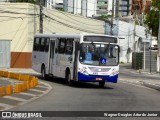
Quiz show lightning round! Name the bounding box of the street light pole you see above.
[150,29,152,73]
[110,0,114,35]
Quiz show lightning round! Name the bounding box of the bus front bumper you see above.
[78,72,118,83]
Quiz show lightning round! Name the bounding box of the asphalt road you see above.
[8,75,160,120]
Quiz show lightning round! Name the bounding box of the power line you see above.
[44,9,104,29]
[0,9,39,16]
[44,14,104,34]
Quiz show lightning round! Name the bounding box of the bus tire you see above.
[99,81,105,88]
[66,73,73,86]
[41,65,47,80]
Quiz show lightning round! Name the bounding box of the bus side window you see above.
[44,38,49,52]
[58,38,66,54]
[65,38,73,55]
[40,38,45,52]
[33,37,40,51]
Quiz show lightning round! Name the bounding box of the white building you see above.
[105,20,150,63]
[46,0,63,9]
[63,0,97,17]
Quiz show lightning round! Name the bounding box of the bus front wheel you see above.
[42,65,47,80]
[66,73,73,86]
[99,81,105,88]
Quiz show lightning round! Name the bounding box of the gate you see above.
[0,40,11,68]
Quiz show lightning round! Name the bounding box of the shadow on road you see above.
[37,76,114,90]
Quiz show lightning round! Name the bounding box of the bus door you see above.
[49,40,55,75]
[73,40,79,80]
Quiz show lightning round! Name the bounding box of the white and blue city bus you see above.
[32,33,120,87]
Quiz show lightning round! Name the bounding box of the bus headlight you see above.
[110,69,119,76]
[82,70,88,75]
[78,67,88,75]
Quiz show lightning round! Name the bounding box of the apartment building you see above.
[118,0,132,17]
[45,0,63,9]
[97,0,132,17]
[63,0,97,17]
[97,0,111,16]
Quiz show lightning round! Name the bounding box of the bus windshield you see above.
[79,43,119,66]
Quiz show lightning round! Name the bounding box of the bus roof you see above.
[34,33,118,39]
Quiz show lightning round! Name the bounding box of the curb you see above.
[142,82,160,91]
[0,71,39,96]
[119,79,160,91]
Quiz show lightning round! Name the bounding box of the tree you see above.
[144,0,160,37]
[93,15,111,23]
[16,0,35,4]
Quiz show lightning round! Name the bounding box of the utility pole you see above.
[133,12,136,52]
[115,0,119,44]
[157,12,160,72]
[73,0,75,14]
[39,0,43,33]
[128,27,130,49]
[110,0,114,35]
[86,0,88,17]
[34,0,36,34]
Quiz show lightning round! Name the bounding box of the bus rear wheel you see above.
[99,81,105,88]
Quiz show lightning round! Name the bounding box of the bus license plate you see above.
[96,78,102,81]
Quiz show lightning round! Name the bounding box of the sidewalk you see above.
[0,77,11,87]
[119,63,160,91]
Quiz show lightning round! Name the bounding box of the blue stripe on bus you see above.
[78,72,118,83]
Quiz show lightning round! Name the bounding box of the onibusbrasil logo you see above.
[2,112,42,119]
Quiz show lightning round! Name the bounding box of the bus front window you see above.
[79,43,119,66]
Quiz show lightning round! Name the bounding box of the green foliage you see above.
[58,8,64,12]
[95,15,111,23]
[144,0,160,37]
[16,0,35,4]
[120,61,124,64]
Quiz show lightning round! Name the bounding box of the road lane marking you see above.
[3,96,27,102]
[29,89,45,93]
[36,85,48,88]
[18,92,36,97]
[0,103,13,111]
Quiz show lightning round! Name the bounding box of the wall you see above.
[0,3,105,68]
